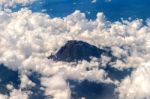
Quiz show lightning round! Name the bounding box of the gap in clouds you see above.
[0,64,20,95]
[27,72,50,99]
[69,80,117,99]
[0,64,48,99]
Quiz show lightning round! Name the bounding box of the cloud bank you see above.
[0,6,149,99]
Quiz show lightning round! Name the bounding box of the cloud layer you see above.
[0,6,149,99]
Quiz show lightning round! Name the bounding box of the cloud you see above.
[117,62,150,99]
[0,0,35,8]
[91,0,97,3]
[9,89,29,99]
[0,94,8,99]
[105,0,112,2]
[0,8,149,99]
[41,75,71,99]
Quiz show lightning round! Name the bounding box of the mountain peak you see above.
[48,40,107,62]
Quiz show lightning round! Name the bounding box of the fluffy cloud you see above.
[0,0,35,8]
[0,89,29,99]
[9,89,29,99]
[117,62,150,99]
[0,94,8,99]
[41,75,71,99]
[0,7,149,99]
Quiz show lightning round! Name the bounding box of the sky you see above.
[0,0,150,99]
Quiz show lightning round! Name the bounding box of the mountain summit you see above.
[48,40,108,62]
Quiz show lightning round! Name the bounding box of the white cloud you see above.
[117,62,150,99]
[20,74,35,88]
[0,94,8,99]
[0,0,35,8]
[91,0,97,3]
[9,89,29,99]
[41,75,71,99]
[0,8,149,99]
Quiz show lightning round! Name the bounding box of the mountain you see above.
[48,40,111,62]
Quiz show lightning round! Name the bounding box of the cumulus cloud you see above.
[0,7,149,99]
[9,89,29,99]
[0,89,29,99]
[0,0,35,8]
[20,74,35,88]
[117,62,150,99]
[0,94,8,99]
[41,75,71,99]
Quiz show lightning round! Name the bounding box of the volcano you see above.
[48,40,110,62]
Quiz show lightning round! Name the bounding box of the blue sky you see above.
[12,0,150,21]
